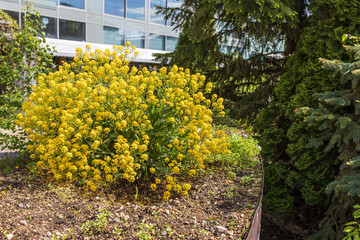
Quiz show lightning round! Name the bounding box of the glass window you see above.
[126,30,144,49]
[149,34,165,51]
[39,16,57,38]
[166,36,178,51]
[60,0,85,9]
[105,0,125,17]
[59,19,85,41]
[103,26,125,46]
[167,0,182,26]
[150,0,166,25]
[126,0,145,21]
[3,10,19,24]
[21,13,57,38]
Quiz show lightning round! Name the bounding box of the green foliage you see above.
[81,208,110,234]
[342,205,360,240]
[137,222,156,240]
[154,0,307,122]
[0,153,31,174]
[253,0,360,236]
[296,35,360,239]
[212,126,260,171]
[0,2,54,152]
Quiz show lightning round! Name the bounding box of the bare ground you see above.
[0,160,262,240]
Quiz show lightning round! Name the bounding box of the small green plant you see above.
[113,227,123,238]
[211,127,260,173]
[61,228,73,240]
[342,204,360,240]
[227,219,236,231]
[137,222,155,240]
[81,208,110,234]
[198,228,209,235]
[226,186,234,198]
[240,174,255,186]
[134,186,139,201]
[165,225,175,237]
[151,210,159,218]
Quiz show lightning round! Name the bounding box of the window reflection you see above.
[126,30,145,49]
[21,13,57,38]
[105,0,125,17]
[59,19,85,41]
[39,16,57,38]
[104,26,125,46]
[127,0,145,21]
[166,36,178,51]
[167,0,182,26]
[149,33,165,50]
[60,0,85,9]
[150,0,166,25]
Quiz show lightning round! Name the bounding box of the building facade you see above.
[0,0,181,61]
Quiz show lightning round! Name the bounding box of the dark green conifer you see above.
[298,35,360,238]
[253,0,360,238]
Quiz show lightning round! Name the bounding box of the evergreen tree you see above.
[253,0,360,238]
[298,35,360,239]
[154,0,308,121]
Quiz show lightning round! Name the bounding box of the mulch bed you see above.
[0,160,262,240]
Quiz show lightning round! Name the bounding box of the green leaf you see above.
[343,226,355,233]
[345,221,357,225]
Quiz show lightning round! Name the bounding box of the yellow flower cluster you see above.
[16,43,230,199]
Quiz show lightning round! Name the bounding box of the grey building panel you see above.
[35,8,57,18]
[1,0,18,3]
[87,0,102,14]
[166,27,179,37]
[30,0,58,10]
[103,15,125,28]
[148,24,166,35]
[59,8,86,21]
[87,23,102,44]
[87,13,102,24]
[0,1,19,11]
[125,20,146,32]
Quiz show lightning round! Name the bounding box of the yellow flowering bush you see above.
[16,42,230,199]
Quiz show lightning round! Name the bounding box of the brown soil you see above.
[0,160,262,240]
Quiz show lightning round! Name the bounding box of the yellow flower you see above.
[149,167,155,174]
[182,183,191,191]
[106,174,113,182]
[150,184,157,191]
[172,167,180,174]
[163,191,171,201]
[189,169,196,177]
